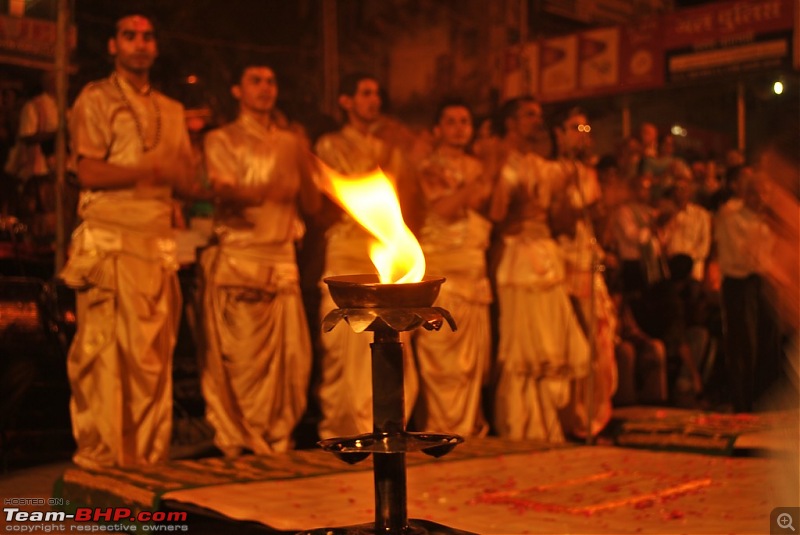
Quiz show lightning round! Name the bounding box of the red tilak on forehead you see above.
[119,15,153,31]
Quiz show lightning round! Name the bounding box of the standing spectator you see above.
[4,72,58,238]
[639,122,658,160]
[200,61,320,456]
[60,11,197,468]
[695,159,726,212]
[725,148,745,170]
[471,115,499,162]
[0,87,23,160]
[593,155,629,255]
[638,122,661,191]
[0,86,23,215]
[617,136,643,182]
[715,174,779,412]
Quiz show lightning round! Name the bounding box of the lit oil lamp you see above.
[309,164,466,534]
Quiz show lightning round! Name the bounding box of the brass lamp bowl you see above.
[324,274,445,309]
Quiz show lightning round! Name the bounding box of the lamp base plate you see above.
[298,518,478,535]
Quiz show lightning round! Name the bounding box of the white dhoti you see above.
[557,225,619,438]
[316,224,418,439]
[200,239,311,455]
[61,191,180,468]
[494,235,589,442]
[414,212,492,437]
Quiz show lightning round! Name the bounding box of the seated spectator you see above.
[612,290,668,406]
[631,254,707,405]
[670,254,714,404]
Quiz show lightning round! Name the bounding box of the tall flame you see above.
[318,161,425,284]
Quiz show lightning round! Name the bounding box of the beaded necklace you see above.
[112,73,161,152]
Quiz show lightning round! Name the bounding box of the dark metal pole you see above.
[371,329,408,533]
[736,80,745,153]
[54,0,69,273]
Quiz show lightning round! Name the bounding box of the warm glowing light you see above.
[186,74,199,84]
[578,124,591,133]
[8,0,23,16]
[670,125,687,137]
[319,162,425,284]
[773,81,784,95]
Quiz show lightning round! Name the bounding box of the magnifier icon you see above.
[778,512,796,531]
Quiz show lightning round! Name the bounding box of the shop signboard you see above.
[538,23,664,102]
[0,5,76,70]
[502,42,540,100]
[539,34,579,101]
[663,0,795,81]
[579,27,620,90]
[619,16,665,91]
[505,0,796,102]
